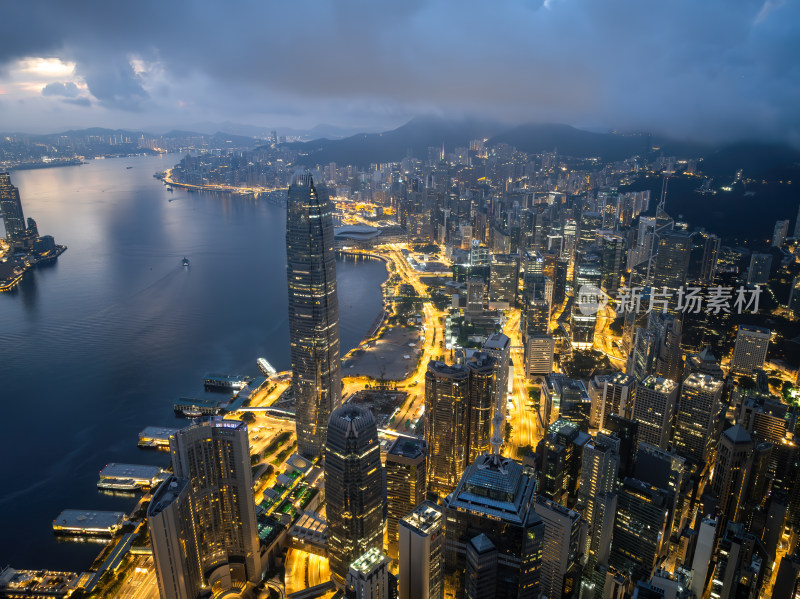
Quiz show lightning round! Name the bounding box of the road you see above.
[117,556,159,599]
[285,549,331,594]
[502,310,543,455]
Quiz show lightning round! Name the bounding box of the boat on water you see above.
[182,257,190,267]
[126,166,133,170]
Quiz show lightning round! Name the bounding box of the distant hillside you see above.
[289,116,504,168]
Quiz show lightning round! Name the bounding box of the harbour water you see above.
[0,154,388,569]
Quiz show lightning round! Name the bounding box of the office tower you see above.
[538,419,590,506]
[425,361,469,499]
[534,496,584,599]
[521,274,554,377]
[687,231,721,285]
[597,187,619,229]
[730,325,770,375]
[465,534,497,599]
[386,438,426,559]
[578,211,602,253]
[627,327,657,381]
[563,218,578,258]
[525,335,555,377]
[443,454,544,599]
[588,372,636,428]
[650,312,683,383]
[609,478,672,582]
[286,169,341,458]
[632,376,678,449]
[652,231,691,292]
[674,374,724,466]
[465,352,498,461]
[325,405,383,587]
[579,433,619,530]
[346,548,392,599]
[482,333,510,411]
[690,517,717,598]
[709,522,763,599]
[712,425,755,525]
[488,254,519,308]
[147,477,202,599]
[0,173,25,241]
[540,375,592,430]
[585,492,617,575]
[773,219,790,247]
[168,419,261,591]
[398,502,444,599]
[603,414,639,478]
[571,253,602,349]
[795,204,800,239]
[465,277,485,318]
[600,233,626,296]
[746,252,772,286]
[633,443,686,537]
[425,357,497,498]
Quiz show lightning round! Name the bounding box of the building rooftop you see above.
[138,426,179,440]
[349,547,389,575]
[53,510,125,531]
[723,424,753,445]
[387,437,425,460]
[400,501,443,535]
[148,477,190,517]
[99,463,163,481]
[640,376,678,395]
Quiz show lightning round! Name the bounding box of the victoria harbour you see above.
[0,154,388,570]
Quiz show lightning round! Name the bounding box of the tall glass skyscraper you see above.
[324,404,384,587]
[286,170,341,458]
[0,172,26,240]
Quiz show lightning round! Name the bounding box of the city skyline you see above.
[0,1,798,145]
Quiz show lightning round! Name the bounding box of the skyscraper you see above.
[424,357,497,499]
[147,477,203,599]
[730,325,770,376]
[773,219,790,247]
[711,425,754,525]
[587,372,636,428]
[386,437,426,559]
[631,376,678,449]
[443,454,543,599]
[325,405,383,587]
[286,169,341,458]
[398,501,444,599]
[346,548,393,599]
[166,419,261,592]
[673,373,723,466]
[533,496,584,599]
[609,478,672,583]
[652,231,691,293]
[0,172,25,241]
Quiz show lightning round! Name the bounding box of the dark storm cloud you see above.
[41,81,78,97]
[0,0,797,142]
[62,97,91,107]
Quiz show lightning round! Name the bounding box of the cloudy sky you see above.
[0,0,797,142]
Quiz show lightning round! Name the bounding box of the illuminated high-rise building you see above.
[587,372,636,428]
[730,325,770,376]
[286,169,341,458]
[443,454,544,599]
[386,437,426,559]
[0,172,25,241]
[165,419,261,593]
[652,231,691,293]
[578,433,619,567]
[608,478,672,583]
[711,425,754,525]
[488,253,519,308]
[631,376,678,450]
[325,405,384,587]
[424,356,498,499]
[673,373,724,466]
[147,477,202,599]
[398,501,444,599]
[533,496,584,599]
